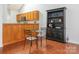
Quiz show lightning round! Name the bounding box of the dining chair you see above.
[24,29,38,53]
[37,27,47,48]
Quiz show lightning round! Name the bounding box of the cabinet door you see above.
[3,24,12,46]
[33,11,39,20]
[26,13,28,20]
[30,12,34,20]
[10,25,17,44]
[16,14,21,21]
[10,24,24,44]
[17,24,24,41]
[26,12,31,20]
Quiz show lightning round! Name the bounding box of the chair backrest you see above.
[24,29,38,37]
[38,27,46,38]
[32,31,38,37]
[41,27,46,35]
[24,30,32,37]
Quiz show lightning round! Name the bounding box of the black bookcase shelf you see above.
[46,7,66,43]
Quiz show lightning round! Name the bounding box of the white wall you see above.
[3,4,19,23]
[0,5,3,47]
[20,4,79,44]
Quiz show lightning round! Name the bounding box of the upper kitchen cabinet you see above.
[33,11,39,20]
[16,10,39,21]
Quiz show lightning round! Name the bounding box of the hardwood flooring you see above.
[0,39,79,54]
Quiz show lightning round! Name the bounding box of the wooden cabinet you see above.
[33,11,39,20]
[10,25,24,44]
[3,24,39,46]
[30,11,34,20]
[16,10,39,21]
[3,24,11,46]
[46,7,66,43]
[3,24,23,46]
[16,14,22,21]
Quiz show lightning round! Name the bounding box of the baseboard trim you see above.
[66,41,79,45]
[3,40,25,47]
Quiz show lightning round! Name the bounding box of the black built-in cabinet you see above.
[46,7,66,43]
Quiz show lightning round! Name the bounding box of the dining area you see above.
[3,10,47,53]
[1,4,79,54]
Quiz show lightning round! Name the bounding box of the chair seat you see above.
[37,34,45,37]
[26,36,37,40]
